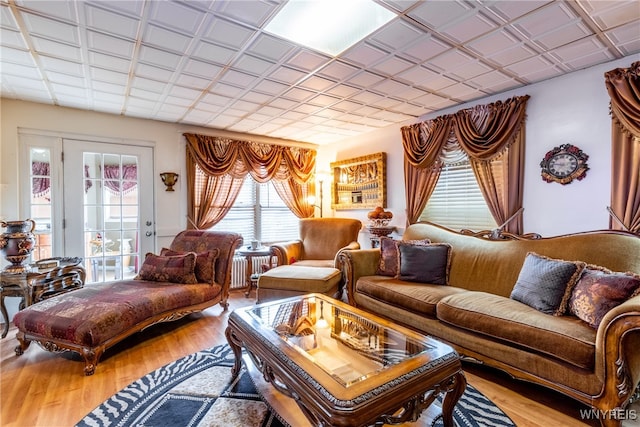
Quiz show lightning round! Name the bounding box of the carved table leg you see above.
[0,292,9,339]
[441,371,467,427]
[225,326,243,380]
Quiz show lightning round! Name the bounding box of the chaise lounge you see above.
[13,230,242,375]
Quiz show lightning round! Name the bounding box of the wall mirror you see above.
[330,152,386,210]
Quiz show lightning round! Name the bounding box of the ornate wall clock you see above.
[540,143,589,185]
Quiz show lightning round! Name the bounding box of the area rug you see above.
[77,344,515,427]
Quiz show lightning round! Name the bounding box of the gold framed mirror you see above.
[330,152,386,210]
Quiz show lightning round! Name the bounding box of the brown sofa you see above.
[340,222,640,426]
[13,230,242,375]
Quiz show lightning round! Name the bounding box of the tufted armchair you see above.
[269,218,362,269]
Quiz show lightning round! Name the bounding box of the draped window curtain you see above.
[604,61,640,234]
[32,162,94,195]
[184,133,316,230]
[401,95,529,234]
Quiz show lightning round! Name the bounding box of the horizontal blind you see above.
[260,182,299,244]
[420,162,497,232]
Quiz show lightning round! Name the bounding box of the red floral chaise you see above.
[13,230,242,375]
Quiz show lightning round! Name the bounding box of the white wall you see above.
[319,55,638,238]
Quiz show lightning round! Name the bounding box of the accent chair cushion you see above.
[136,252,198,284]
[160,247,220,284]
[397,242,452,285]
[510,252,585,315]
[376,236,431,277]
[569,265,640,328]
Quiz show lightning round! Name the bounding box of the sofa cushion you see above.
[510,252,585,315]
[356,275,466,317]
[437,291,596,370]
[161,247,220,284]
[398,242,451,285]
[569,265,640,328]
[376,237,430,277]
[258,265,341,293]
[136,252,198,284]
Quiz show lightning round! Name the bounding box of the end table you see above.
[236,247,274,297]
[0,257,85,338]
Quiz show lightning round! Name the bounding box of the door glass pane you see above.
[84,152,140,283]
[29,148,53,261]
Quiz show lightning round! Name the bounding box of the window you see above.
[420,160,497,232]
[212,176,300,244]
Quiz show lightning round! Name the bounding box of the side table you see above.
[236,247,274,297]
[0,257,85,338]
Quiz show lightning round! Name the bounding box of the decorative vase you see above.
[0,219,36,273]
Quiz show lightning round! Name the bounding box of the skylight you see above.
[265,0,396,56]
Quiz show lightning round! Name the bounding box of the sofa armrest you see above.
[594,294,640,412]
[269,240,303,265]
[338,248,381,306]
[333,241,361,269]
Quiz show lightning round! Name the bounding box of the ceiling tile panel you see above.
[1,4,19,30]
[408,0,474,29]
[512,2,578,39]
[142,24,194,53]
[401,36,451,63]
[86,31,135,57]
[341,43,389,68]
[129,87,162,102]
[88,51,131,73]
[578,0,640,30]
[201,17,255,49]
[1,45,37,65]
[40,56,83,75]
[246,34,296,62]
[605,22,640,54]
[286,50,331,73]
[427,49,475,73]
[47,71,86,87]
[268,66,307,85]
[1,28,28,49]
[91,81,126,95]
[232,54,276,76]
[488,43,539,67]
[1,61,41,79]
[533,21,593,50]
[21,13,79,44]
[298,75,336,92]
[252,79,289,96]
[215,0,277,27]
[135,63,174,81]
[347,71,386,89]
[486,1,553,22]
[90,67,129,85]
[148,1,207,34]
[84,4,140,39]
[369,19,424,51]
[191,40,236,65]
[182,58,222,79]
[31,37,82,61]
[439,11,499,44]
[467,28,524,57]
[371,55,414,76]
[138,45,182,70]
[548,36,608,64]
[448,61,493,80]
[325,84,360,98]
[219,69,259,87]
[176,73,213,90]
[167,84,201,101]
[16,0,78,21]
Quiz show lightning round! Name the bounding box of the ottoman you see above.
[257,265,342,303]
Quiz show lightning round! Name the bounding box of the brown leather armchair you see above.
[269,218,362,268]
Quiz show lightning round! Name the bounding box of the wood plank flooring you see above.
[0,290,612,426]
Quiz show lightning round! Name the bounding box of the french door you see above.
[62,139,154,283]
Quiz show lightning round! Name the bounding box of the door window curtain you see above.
[402,95,529,234]
[604,61,640,233]
[184,133,316,230]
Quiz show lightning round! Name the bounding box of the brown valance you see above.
[401,95,529,233]
[183,133,316,229]
[184,133,315,183]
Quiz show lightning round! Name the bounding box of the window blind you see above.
[420,162,497,232]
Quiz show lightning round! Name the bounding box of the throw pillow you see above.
[397,242,452,285]
[510,252,585,315]
[136,252,198,284]
[160,247,220,284]
[377,236,431,277]
[569,265,640,328]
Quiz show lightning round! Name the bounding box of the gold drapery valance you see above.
[604,61,640,233]
[401,95,529,233]
[184,133,316,229]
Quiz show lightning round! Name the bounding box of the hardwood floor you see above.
[0,290,619,427]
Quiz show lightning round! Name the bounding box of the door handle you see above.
[146,221,152,226]
[145,231,152,237]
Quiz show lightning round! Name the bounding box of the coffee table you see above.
[225,293,466,427]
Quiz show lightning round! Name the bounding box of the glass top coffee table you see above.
[226,293,465,427]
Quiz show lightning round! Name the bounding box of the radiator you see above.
[230,255,273,289]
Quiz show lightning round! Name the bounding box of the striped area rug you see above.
[77,344,514,427]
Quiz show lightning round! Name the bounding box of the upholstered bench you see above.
[257,265,342,303]
[13,230,242,375]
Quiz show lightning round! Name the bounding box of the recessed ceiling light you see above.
[265,0,396,56]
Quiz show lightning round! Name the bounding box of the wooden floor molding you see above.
[0,290,613,426]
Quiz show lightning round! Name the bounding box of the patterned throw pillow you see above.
[136,252,198,284]
[376,236,431,277]
[397,242,452,285]
[569,265,640,328]
[510,252,585,315]
[160,248,220,284]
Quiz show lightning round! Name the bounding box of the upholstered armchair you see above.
[269,218,362,269]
